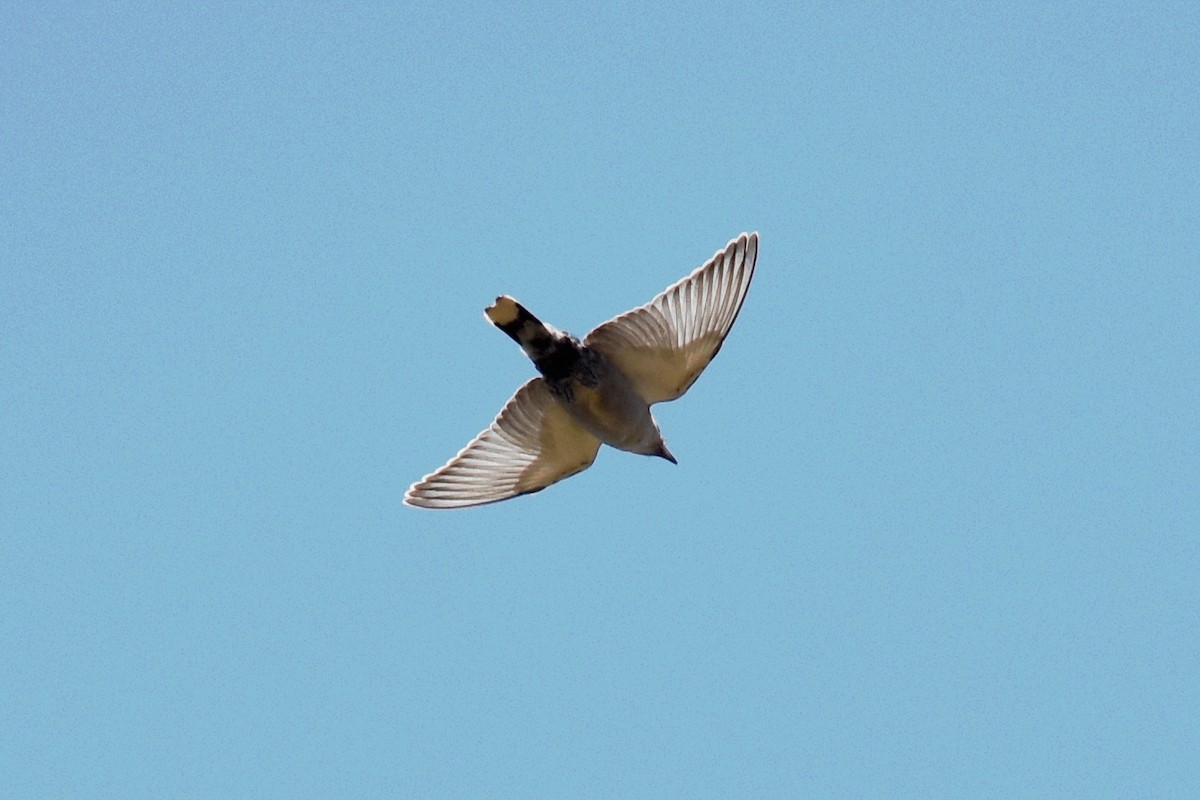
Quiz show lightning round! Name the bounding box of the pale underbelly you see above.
[561,381,656,452]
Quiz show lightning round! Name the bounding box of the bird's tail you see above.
[485,296,555,358]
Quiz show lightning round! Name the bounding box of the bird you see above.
[404,232,758,509]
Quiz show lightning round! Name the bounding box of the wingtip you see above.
[402,486,426,509]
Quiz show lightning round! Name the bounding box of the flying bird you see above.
[404,232,758,509]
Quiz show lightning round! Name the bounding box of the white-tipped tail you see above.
[484,295,520,326]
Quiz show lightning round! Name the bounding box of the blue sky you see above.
[3,2,1197,797]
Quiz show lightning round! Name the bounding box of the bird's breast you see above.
[550,359,659,453]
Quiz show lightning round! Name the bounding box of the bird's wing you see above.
[405,378,601,509]
[584,232,757,404]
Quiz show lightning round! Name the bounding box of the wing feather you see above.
[584,232,757,403]
[405,378,601,509]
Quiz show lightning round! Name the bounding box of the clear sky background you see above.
[3,2,1198,797]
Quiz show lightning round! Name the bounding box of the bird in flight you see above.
[405,232,758,509]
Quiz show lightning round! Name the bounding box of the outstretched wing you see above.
[405,378,601,509]
[584,232,757,404]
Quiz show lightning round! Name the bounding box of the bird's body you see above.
[485,295,673,460]
[555,362,668,459]
[405,232,758,509]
